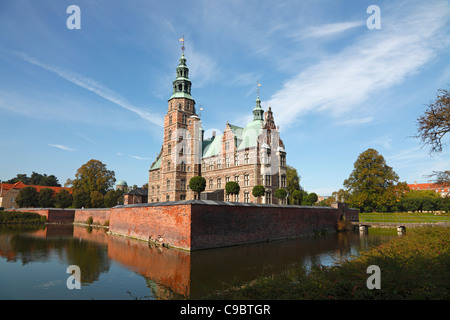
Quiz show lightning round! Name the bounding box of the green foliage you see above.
[86,216,94,225]
[0,211,46,224]
[103,189,124,208]
[5,172,61,186]
[344,148,400,212]
[90,191,104,208]
[291,190,303,205]
[54,189,73,209]
[252,185,265,198]
[225,181,240,195]
[38,188,55,208]
[274,188,287,199]
[189,176,206,198]
[303,192,318,205]
[15,186,39,208]
[72,189,91,208]
[70,159,116,195]
[286,165,301,204]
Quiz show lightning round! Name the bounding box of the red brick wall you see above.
[74,209,110,225]
[11,208,74,223]
[108,203,349,251]
[109,205,192,250]
[190,204,341,250]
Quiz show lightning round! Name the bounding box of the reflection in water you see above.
[0,225,395,300]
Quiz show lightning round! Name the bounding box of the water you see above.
[0,224,396,300]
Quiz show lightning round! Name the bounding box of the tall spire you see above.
[169,37,193,101]
[253,81,264,121]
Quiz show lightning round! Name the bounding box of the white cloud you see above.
[267,2,450,128]
[306,21,365,38]
[14,52,164,127]
[48,144,75,152]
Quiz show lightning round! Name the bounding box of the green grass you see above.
[0,211,46,224]
[359,212,450,224]
[205,227,450,300]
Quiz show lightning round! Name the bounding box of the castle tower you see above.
[150,47,202,202]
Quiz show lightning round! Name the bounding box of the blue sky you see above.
[1,0,449,195]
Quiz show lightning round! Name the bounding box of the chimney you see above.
[212,131,216,138]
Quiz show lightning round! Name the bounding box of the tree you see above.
[71,159,116,196]
[344,148,399,212]
[189,176,206,199]
[286,165,301,204]
[252,185,265,203]
[274,188,287,203]
[38,188,55,208]
[54,189,73,209]
[72,189,91,208]
[291,190,303,205]
[15,186,39,208]
[104,189,124,208]
[303,192,318,205]
[416,87,450,154]
[90,191,104,208]
[225,181,240,201]
[6,172,61,186]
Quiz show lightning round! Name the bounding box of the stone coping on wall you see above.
[113,200,338,210]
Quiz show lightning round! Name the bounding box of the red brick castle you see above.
[148,49,287,204]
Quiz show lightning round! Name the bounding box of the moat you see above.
[0,224,396,299]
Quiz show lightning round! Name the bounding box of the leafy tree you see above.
[15,186,39,208]
[303,192,318,205]
[344,148,399,212]
[286,165,301,204]
[189,176,206,199]
[54,189,73,209]
[291,190,303,205]
[274,188,287,203]
[90,191,104,208]
[252,185,265,203]
[38,188,55,208]
[73,189,91,208]
[6,172,61,186]
[70,159,116,196]
[104,189,124,208]
[225,181,240,200]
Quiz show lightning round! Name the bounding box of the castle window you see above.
[235,175,239,185]
[225,176,230,183]
[234,154,239,166]
[167,179,171,190]
[265,175,271,186]
[166,195,170,201]
[244,174,249,186]
[168,129,172,140]
[244,192,250,203]
[180,161,186,171]
[167,144,171,154]
[180,179,186,190]
[226,156,231,168]
[169,115,172,125]
[225,193,230,202]
[217,158,222,169]
[182,114,187,124]
[217,178,222,189]
[157,185,160,194]
[225,141,230,150]
[209,179,213,190]
[265,191,272,204]
[167,161,171,171]
[280,154,286,167]
[244,152,249,164]
[152,186,155,195]
[180,194,186,200]
[235,194,239,202]
[281,174,286,187]
[209,160,214,170]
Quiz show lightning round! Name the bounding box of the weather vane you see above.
[179,35,185,54]
[257,80,261,97]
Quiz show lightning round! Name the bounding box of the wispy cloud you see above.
[306,21,365,38]
[267,2,450,128]
[14,52,164,127]
[48,144,75,152]
[131,155,150,160]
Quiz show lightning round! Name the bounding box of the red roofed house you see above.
[0,181,72,209]
[407,181,450,197]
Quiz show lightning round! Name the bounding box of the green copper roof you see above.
[169,91,194,100]
[150,154,161,170]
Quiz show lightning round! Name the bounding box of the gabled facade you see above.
[148,52,287,204]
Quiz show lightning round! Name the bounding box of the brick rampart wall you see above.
[74,208,110,225]
[10,208,75,223]
[109,201,356,250]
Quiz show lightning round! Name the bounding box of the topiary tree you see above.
[189,176,206,199]
[274,188,287,204]
[291,190,303,205]
[225,181,240,201]
[252,185,265,203]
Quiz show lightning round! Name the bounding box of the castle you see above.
[148,49,287,204]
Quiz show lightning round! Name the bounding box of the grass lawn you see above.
[359,212,450,223]
[205,227,450,300]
